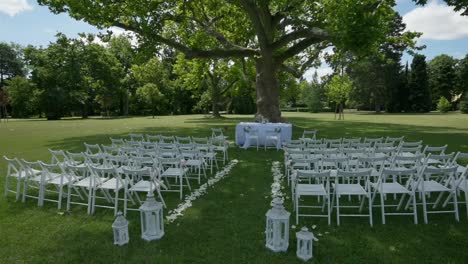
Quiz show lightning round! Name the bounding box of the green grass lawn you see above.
[0,112,467,263]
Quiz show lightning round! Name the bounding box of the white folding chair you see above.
[49,149,69,166]
[146,134,160,143]
[21,160,45,205]
[264,128,281,151]
[333,169,373,226]
[122,167,166,215]
[450,152,468,218]
[180,149,206,184]
[159,135,175,143]
[371,167,418,224]
[159,157,191,199]
[4,156,39,201]
[364,137,383,147]
[175,136,192,144]
[243,127,259,151]
[413,165,459,224]
[211,128,227,141]
[301,130,318,140]
[89,166,129,215]
[37,162,83,210]
[293,170,332,225]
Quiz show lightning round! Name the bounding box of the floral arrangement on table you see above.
[244,126,252,133]
[274,127,282,133]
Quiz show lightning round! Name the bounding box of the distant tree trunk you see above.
[211,79,221,118]
[255,56,281,122]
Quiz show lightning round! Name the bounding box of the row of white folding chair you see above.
[298,136,405,147]
[292,169,373,226]
[18,155,169,215]
[293,163,464,226]
[112,135,213,146]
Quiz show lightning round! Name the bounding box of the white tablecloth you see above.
[235,122,292,149]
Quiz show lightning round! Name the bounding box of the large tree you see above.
[428,54,457,108]
[408,54,431,112]
[39,0,420,122]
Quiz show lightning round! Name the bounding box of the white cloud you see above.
[304,65,333,82]
[0,0,33,16]
[403,0,468,40]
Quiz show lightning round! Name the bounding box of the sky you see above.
[1,0,468,80]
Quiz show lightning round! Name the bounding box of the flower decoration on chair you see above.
[274,127,282,133]
[244,126,252,133]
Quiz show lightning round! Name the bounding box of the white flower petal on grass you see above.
[165,160,239,224]
[312,225,316,229]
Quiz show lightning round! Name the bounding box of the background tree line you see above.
[1,33,467,119]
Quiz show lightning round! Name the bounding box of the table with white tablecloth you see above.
[235,122,292,149]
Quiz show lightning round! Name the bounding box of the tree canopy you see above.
[38,0,421,122]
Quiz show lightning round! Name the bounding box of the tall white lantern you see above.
[139,192,164,241]
[265,198,290,252]
[296,227,314,261]
[112,211,129,246]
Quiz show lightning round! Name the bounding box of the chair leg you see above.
[421,191,428,224]
[412,192,418,224]
[453,190,459,222]
[380,192,386,225]
[114,189,119,216]
[57,185,64,210]
[295,194,299,224]
[336,194,341,226]
[4,177,9,198]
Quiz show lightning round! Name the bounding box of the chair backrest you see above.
[84,152,107,166]
[110,138,125,147]
[180,149,201,160]
[425,153,455,166]
[106,154,129,167]
[125,139,142,147]
[4,156,24,176]
[122,166,153,183]
[422,144,447,155]
[39,162,65,181]
[49,149,68,164]
[159,135,175,143]
[192,137,209,144]
[323,138,342,146]
[84,143,102,154]
[176,136,192,144]
[158,157,183,168]
[352,142,373,149]
[129,133,144,142]
[65,151,87,165]
[21,159,42,177]
[452,152,468,167]
[398,146,422,154]
[392,154,423,168]
[400,140,422,148]
[364,137,383,145]
[141,142,157,149]
[358,156,387,169]
[336,169,372,184]
[101,145,120,155]
[301,130,318,140]
[146,134,160,143]
[375,142,394,149]
[342,138,361,144]
[211,128,225,141]
[321,156,349,170]
[385,136,404,144]
[90,165,120,185]
[419,165,458,185]
[178,143,194,151]
[294,170,330,183]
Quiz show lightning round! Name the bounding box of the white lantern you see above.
[265,198,290,252]
[296,227,314,261]
[139,191,164,241]
[112,211,129,246]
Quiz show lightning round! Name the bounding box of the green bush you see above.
[437,97,451,113]
[461,94,468,114]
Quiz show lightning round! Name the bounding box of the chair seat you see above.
[417,180,450,192]
[12,168,42,179]
[99,178,127,190]
[48,175,73,185]
[161,168,188,177]
[186,160,203,166]
[334,183,368,195]
[296,184,327,196]
[371,182,410,194]
[128,180,164,192]
[292,163,309,168]
[74,177,108,188]
[457,165,466,174]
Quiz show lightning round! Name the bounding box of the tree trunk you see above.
[255,57,281,122]
[212,79,221,118]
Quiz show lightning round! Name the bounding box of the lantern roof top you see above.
[139,192,163,211]
[112,212,128,228]
[296,227,314,240]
